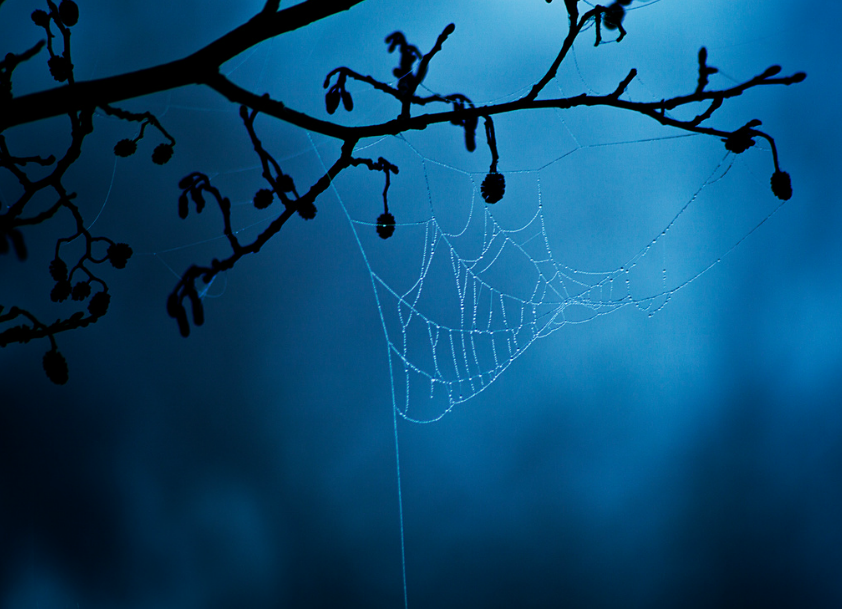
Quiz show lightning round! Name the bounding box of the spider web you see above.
[103,34,787,426]
[307,106,786,606]
[317,121,783,426]
[76,1,786,489]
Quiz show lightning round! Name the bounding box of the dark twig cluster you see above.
[164,107,362,337]
[1,0,805,383]
[32,0,78,84]
[100,104,176,164]
[1,1,176,383]
[0,101,116,385]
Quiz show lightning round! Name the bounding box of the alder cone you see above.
[376,212,395,239]
[31,9,49,26]
[724,134,754,154]
[107,242,133,269]
[59,0,79,27]
[88,292,110,317]
[50,280,72,302]
[481,172,505,204]
[71,282,91,301]
[114,139,137,157]
[152,143,174,165]
[253,188,273,209]
[48,56,71,82]
[43,349,69,385]
[49,258,68,282]
[771,170,792,201]
[297,200,317,220]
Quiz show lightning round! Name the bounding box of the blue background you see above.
[2,1,841,607]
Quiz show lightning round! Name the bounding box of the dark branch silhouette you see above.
[0,0,805,382]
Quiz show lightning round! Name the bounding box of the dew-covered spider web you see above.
[304,104,788,605]
[84,1,784,423]
[111,28,788,437]
[315,120,785,426]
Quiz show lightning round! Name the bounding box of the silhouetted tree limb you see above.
[0,0,805,383]
[0,0,367,130]
[206,64,805,147]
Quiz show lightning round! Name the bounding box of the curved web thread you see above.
[324,118,784,425]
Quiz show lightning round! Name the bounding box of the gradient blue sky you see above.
[2,1,841,608]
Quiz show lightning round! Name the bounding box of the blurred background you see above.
[2,1,840,607]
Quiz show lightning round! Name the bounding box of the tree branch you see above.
[204,66,805,145]
[0,0,367,131]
